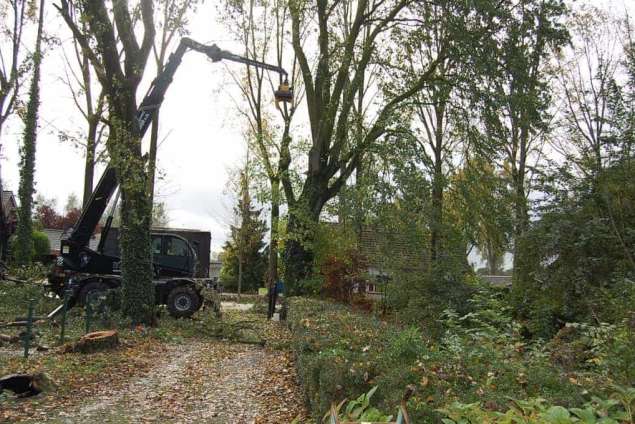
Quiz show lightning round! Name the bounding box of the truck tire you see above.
[166,286,201,318]
[78,281,108,306]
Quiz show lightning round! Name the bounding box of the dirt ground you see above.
[44,340,307,423]
[1,305,308,424]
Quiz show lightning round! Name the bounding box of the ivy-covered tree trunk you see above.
[15,0,45,266]
[110,109,154,323]
[283,183,326,291]
[57,0,156,324]
[429,114,446,266]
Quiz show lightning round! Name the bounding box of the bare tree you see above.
[555,5,622,178]
[59,4,108,207]
[147,0,199,202]
[0,0,28,142]
[220,0,303,299]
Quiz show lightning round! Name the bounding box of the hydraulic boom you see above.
[61,38,290,272]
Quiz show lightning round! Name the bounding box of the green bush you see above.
[32,230,50,258]
[515,161,635,337]
[288,293,627,422]
[8,230,50,263]
[322,385,635,423]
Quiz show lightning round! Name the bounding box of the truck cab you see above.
[103,233,198,278]
[152,233,198,277]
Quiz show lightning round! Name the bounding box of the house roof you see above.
[2,191,16,209]
[150,226,211,235]
[2,191,17,219]
[43,228,100,254]
[358,225,427,271]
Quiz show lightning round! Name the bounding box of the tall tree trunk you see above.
[147,109,159,203]
[511,163,529,279]
[78,48,102,208]
[283,183,325,292]
[83,116,98,207]
[510,151,530,311]
[237,254,243,300]
[267,178,280,318]
[110,96,154,324]
[268,178,280,286]
[486,240,499,275]
[58,0,156,324]
[15,0,45,265]
[430,160,444,265]
[353,161,365,244]
[429,102,446,267]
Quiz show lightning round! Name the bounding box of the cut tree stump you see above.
[0,373,56,397]
[62,330,119,353]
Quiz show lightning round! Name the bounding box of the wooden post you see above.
[23,299,34,359]
[85,296,92,334]
[59,289,71,344]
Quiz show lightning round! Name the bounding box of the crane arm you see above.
[65,38,289,252]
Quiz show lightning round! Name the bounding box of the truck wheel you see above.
[79,281,108,306]
[166,286,201,318]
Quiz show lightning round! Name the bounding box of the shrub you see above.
[8,230,50,263]
[288,295,624,422]
[32,230,50,259]
[320,250,366,303]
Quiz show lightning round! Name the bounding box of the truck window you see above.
[166,237,188,256]
[152,236,162,255]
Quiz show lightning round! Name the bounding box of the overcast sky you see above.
[0,0,633,256]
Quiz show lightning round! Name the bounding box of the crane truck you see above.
[47,38,292,318]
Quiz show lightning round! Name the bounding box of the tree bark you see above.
[237,255,243,300]
[511,156,529,282]
[267,178,280,288]
[283,0,445,290]
[147,109,159,202]
[283,181,326,291]
[109,95,154,324]
[83,115,98,207]
[58,0,156,324]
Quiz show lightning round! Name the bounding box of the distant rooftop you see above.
[110,226,211,235]
[2,190,16,212]
[43,228,100,254]
[151,226,211,234]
